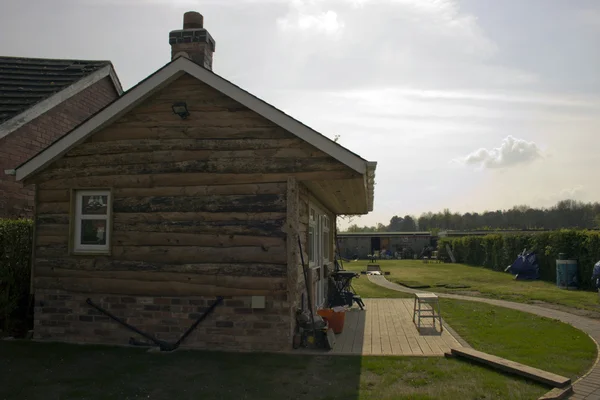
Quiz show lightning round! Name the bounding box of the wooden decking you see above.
[329,298,463,356]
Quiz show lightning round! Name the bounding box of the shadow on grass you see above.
[0,340,363,400]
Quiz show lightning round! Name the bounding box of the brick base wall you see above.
[34,289,292,352]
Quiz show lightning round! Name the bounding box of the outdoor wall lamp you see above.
[172,102,190,119]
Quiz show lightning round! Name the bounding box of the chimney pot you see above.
[183,11,203,29]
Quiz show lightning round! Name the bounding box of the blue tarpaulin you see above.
[591,261,600,289]
[507,251,540,280]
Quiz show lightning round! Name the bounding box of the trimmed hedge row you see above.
[438,230,600,290]
[0,219,33,334]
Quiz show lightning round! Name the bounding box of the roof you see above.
[0,56,123,140]
[11,56,376,212]
[338,232,432,237]
[438,230,550,237]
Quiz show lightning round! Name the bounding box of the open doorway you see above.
[370,236,380,254]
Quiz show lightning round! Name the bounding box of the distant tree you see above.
[340,199,600,233]
[388,215,403,231]
[400,215,417,232]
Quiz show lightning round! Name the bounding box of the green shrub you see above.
[0,219,33,334]
[438,230,600,290]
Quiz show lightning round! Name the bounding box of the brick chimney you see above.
[169,12,216,70]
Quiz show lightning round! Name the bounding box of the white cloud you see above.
[560,185,585,199]
[277,0,345,35]
[461,136,542,169]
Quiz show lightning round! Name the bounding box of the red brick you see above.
[0,77,118,218]
[34,290,293,352]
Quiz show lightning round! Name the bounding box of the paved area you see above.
[330,298,463,356]
[369,275,600,400]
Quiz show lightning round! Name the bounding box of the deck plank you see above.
[371,300,383,355]
[352,309,366,354]
[451,347,571,388]
[309,298,466,357]
[339,310,358,354]
[362,299,373,355]
[380,299,393,355]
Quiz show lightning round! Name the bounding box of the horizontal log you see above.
[36,245,287,264]
[66,138,304,157]
[113,219,285,237]
[36,235,66,246]
[113,211,287,223]
[37,202,70,214]
[137,102,252,114]
[114,108,274,126]
[37,157,345,181]
[36,212,287,237]
[35,258,287,277]
[90,125,295,142]
[36,171,359,189]
[152,87,242,103]
[36,184,286,204]
[59,148,320,168]
[36,215,69,226]
[36,267,286,290]
[114,183,286,198]
[34,276,283,296]
[113,194,286,214]
[37,189,70,203]
[112,117,276,130]
[111,232,285,247]
[110,245,287,265]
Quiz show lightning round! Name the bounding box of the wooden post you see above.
[285,177,299,339]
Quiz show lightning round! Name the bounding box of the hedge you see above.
[438,230,600,290]
[0,219,33,334]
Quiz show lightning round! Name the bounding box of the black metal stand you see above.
[86,296,223,351]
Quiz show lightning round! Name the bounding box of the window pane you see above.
[81,195,108,215]
[308,226,315,263]
[80,219,107,245]
[323,231,329,259]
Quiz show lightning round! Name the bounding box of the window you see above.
[307,206,332,308]
[322,215,330,261]
[308,208,316,265]
[72,190,111,254]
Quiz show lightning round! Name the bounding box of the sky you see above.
[1,0,599,229]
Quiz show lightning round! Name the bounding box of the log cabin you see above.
[8,11,377,352]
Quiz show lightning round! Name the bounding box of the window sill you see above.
[71,250,111,256]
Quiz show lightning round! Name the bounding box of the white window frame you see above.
[72,189,112,254]
[308,205,332,309]
[308,208,316,266]
[322,215,330,263]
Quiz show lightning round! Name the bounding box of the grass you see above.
[346,259,600,312]
[344,262,597,380]
[0,260,595,399]
[0,341,552,400]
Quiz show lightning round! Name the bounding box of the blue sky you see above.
[1,0,599,228]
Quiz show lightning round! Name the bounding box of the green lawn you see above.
[346,259,600,312]
[0,341,552,400]
[346,264,597,380]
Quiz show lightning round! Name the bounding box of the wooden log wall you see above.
[30,74,355,298]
